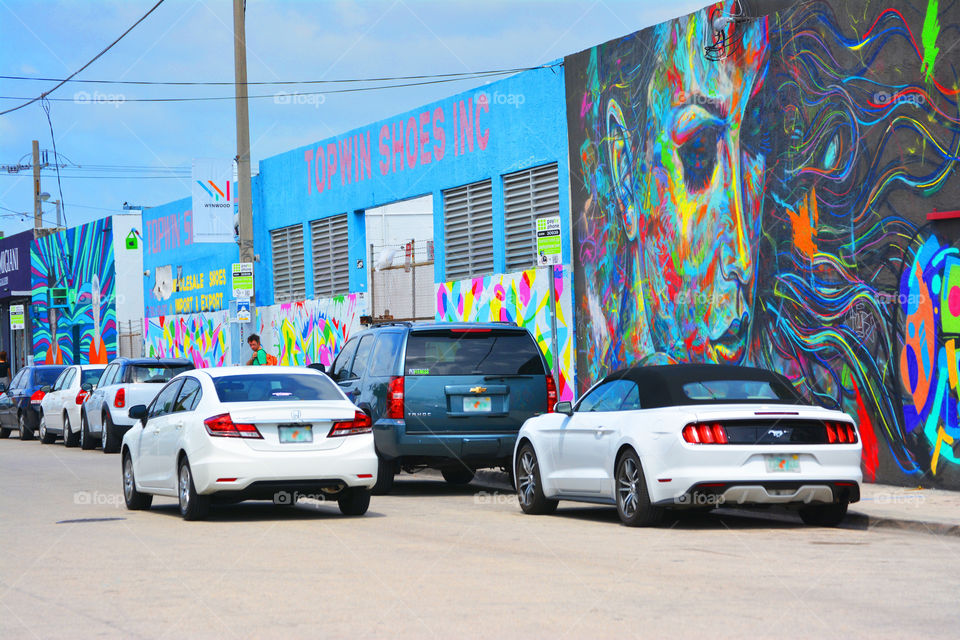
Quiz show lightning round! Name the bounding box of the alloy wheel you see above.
[179,465,191,512]
[618,458,640,519]
[517,450,537,507]
[123,458,135,502]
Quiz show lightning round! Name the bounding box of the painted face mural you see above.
[569,0,960,488]
[638,11,767,363]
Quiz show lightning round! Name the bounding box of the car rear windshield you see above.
[682,380,792,402]
[404,330,545,376]
[213,373,343,403]
[34,368,63,386]
[81,369,105,386]
[128,365,192,384]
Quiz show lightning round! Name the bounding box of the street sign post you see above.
[231,262,254,299]
[10,304,24,330]
[236,297,251,323]
[536,215,562,266]
[534,215,562,401]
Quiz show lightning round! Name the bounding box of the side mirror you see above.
[41,385,52,393]
[554,401,574,416]
[307,362,326,374]
[0,382,6,393]
[128,405,148,422]
[81,382,93,392]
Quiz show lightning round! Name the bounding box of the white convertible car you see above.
[120,367,378,520]
[513,365,862,527]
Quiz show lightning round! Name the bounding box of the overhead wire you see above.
[0,0,166,116]
[0,66,545,86]
[0,67,553,103]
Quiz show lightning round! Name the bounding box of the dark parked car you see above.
[0,365,68,440]
[325,322,557,494]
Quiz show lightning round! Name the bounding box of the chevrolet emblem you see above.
[470,386,487,394]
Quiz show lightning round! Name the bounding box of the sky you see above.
[0,0,709,236]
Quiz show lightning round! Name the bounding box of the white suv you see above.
[81,358,193,452]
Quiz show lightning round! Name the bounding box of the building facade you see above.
[141,0,960,489]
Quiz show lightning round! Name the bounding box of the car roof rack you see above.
[358,315,413,328]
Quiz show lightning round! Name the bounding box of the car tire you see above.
[39,412,56,444]
[515,444,558,515]
[178,458,210,521]
[799,500,849,527]
[370,452,395,495]
[0,427,10,439]
[80,412,95,450]
[18,412,34,441]
[337,487,371,516]
[122,453,153,511]
[101,412,120,454]
[63,414,79,448]
[615,449,662,527]
[440,463,475,485]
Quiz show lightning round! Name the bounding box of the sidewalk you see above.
[848,483,960,537]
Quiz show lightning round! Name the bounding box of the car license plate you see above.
[463,396,492,412]
[278,424,313,443]
[765,454,800,473]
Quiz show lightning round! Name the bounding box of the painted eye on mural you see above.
[679,125,721,193]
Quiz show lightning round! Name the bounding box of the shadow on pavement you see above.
[148,501,386,522]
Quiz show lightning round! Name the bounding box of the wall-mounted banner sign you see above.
[232,262,254,299]
[10,304,24,330]
[535,216,562,266]
[192,158,235,244]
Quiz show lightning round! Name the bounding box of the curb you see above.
[844,510,960,538]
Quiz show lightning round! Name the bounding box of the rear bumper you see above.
[189,434,378,495]
[654,480,861,508]
[373,418,517,466]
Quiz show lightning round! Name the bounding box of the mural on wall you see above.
[257,294,366,367]
[567,0,960,487]
[31,218,116,364]
[144,311,230,368]
[435,266,576,402]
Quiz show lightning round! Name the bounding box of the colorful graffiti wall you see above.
[566,0,960,487]
[144,311,230,368]
[435,267,576,402]
[31,218,116,364]
[256,294,366,367]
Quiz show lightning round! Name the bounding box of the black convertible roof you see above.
[597,364,803,408]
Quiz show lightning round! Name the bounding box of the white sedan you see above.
[38,365,106,446]
[120,366,378,520]
[513,364,862,527]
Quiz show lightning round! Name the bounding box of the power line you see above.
[41,97,68,227]
[0,68,544,104]
[0,65,548,86]
[0,174,188,179]
[0,0,166,116]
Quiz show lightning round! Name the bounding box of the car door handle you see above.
[174,422,183,430]
[153,428,160,435]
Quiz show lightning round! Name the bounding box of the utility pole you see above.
[232,0,255,335]
[32,140,41,230]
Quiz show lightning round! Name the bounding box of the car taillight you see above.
[825,421,857,444]
[387,376,404,420]
[76,390,89,405]
[30,390,45,405]
[545,374,558,412]
[682,422,729,444]
[114,388,125,408]
[328,411,373,437]
[203,413,262,439]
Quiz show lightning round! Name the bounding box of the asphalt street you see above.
[1,439,957,639]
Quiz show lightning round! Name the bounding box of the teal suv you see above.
[325,322,557,494]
